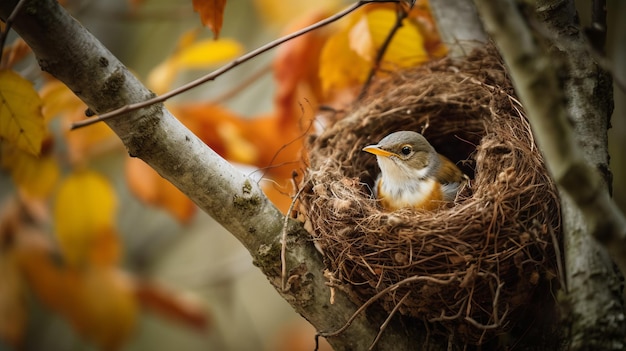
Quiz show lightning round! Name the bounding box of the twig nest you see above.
[298,48,561,344]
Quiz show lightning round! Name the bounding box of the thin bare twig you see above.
[317,275,456,339]
[250,100,316,184]
[549,217,567,292]
[0,0,28,63]
[71,0,400,130]
[281,184,305,291]
[358,3,408,100]
[208,61,272,103]
[368,291,411,350]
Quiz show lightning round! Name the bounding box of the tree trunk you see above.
[474,0,625,349]
[536,1,625,348]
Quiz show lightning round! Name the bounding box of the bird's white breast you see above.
[374,155,460,208]
[376,176,439,208]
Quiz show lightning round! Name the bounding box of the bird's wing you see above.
[436,154,464,184]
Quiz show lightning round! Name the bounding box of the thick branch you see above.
[0,0,437,349]
[473,0,626,349]
[429,0,488,57]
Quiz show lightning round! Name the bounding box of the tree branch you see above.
[0,0,440,349]
[473,0,626,349]
[429,0,488,57]
[70,0,396,130]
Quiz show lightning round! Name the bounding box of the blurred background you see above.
[2,0,335,350]
[0,0,623,350]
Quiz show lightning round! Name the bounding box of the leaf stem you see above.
[358,2,408,101]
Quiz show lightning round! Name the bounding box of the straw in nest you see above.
[297,48,561,345]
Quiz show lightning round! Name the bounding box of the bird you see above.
[362,131,465,211]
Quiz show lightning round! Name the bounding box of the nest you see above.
[298,48,561,345]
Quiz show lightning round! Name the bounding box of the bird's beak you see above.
[362,145,395,158]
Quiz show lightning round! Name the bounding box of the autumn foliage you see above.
[0,0,445,349]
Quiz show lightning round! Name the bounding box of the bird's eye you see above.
[400,145,412,156]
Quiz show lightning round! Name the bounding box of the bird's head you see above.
[362,131,439,181]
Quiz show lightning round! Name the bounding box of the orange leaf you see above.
[261,180,293,214]
[172,104,305,182]
[21,259,137,350]
[88,227,122,267]
[168,103,305,213]
[14,224,137,351]
[243,114,305,181]
[72,268,138,351]
[171,103,248,164]
[273,11,329,127]
[127,0,146,11]
[135,281,210,330]
[125,157,196,223]
[0,246,27,348]
[0,200,31,349]
[192,0,226,39]
[12,224,71,315]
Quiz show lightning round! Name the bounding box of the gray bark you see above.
[474,0,626,349]
[429,0,488,57]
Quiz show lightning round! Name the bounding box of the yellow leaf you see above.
[1,143,60,198]
[319,6,430,98]
[319,26,370,96]
[173,38,243,69]
[0,70,44,156]
[74,268,138,350]
[146,38,243,94]
[364,9,428,69]
[348,14,374,61]
[174,28,202,52]
[192,0,226,39]
[54,170,118,267]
